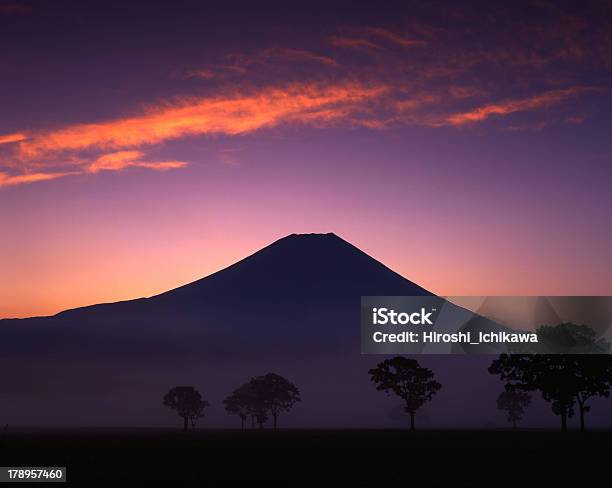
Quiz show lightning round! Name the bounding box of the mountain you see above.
[2,233,437,357]
[54,232,432,318]
[0,233,504,428]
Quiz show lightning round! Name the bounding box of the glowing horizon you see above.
[1,2,611,318]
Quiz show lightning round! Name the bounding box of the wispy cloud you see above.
[17,82,387,159]
[0,133,27,145]
[187,47,336,80]
[87,150,188,173]
[329,36,380,52]
[362,27,426,47]
[0,171,75,187]
[440,87,596,126]
[0,82,386,187]
[0,150,188,187]
[258,47,337,66]
[1,80,597,188]
[2,6,608,188]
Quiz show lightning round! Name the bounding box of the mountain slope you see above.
[50,232,431,320]
[0,232,440,364]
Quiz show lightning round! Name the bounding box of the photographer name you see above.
[372,330,539,344]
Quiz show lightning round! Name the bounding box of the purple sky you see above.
[1,0,611,318]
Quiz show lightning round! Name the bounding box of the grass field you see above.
[1,429,609,486]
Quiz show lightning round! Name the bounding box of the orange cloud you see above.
[0,171,75,187]
[128,161,187,171]
[0,150,187,187]
[17,82,388,159]
[0,133,27,145]
[441,87,595,126]
[87,150,145,172]
[88,150,188,173]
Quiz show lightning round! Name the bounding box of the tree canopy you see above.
[489,353,612,431]
[251,373,301,429]
[369,357,441,431]
[535,323,610,354]
[223,373,301,429]
[497,390,531,428]
[163,386,210,431]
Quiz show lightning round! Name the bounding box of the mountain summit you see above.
[51,232,431,319]
[2,232,433,352]
[152,232,431,306]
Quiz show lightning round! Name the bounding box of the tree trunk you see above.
[240,416,244,431]
[183,415,188,432]
[251,415,255,429]
[410,412,415,431]
[512,419,516,429]
[579,403,585,432]
[273,413,277,430]
[561,411,567,432]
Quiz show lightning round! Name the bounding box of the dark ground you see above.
[0,429,609,486]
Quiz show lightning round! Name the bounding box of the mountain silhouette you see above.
[0,233,435,357]
[54,232,432,320]
[0,233,502,428]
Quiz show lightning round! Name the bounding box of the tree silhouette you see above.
[535,323,610,354]
[369,357,441,431]
[534,323,612,431]
[241,380,269,429]
[251,373,301,430]
[489,355,576,431]
[253,410,267,428]
[568,355,612,431]
[163,386,209,431]
[224,373,301,430]
[497,390,531,428]
[223,383,253,430]
[493,324,612,431]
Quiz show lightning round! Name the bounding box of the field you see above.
[1,429,610,486]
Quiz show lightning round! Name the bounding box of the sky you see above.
[1,0,611,318]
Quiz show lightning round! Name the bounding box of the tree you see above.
[492,324,612,431]
[569,355,612,431]
[489,355,576,431]
[369,357,441,431]
[251,373,301,430]
[241,380,269,429]
[535,323,610,354]
[163,386,209,431]
[535,324,612,431]
[225,373,301,430]
[497,390,531,428]
[223,384,252,431]
[491,324,611,432]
